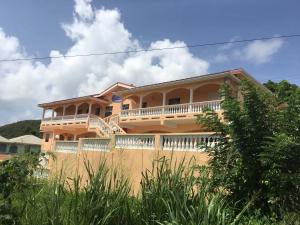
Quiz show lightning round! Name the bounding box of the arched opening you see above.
[59,133,75,141]
[91,103,102,116]
[122,95,140,110]
[142,92,163,108]
[44,109,53,119]
[77,103,90,115]
[193,84,221,102]
[65,105,76,116]
[166,88,190,105]
[54,106,64,116]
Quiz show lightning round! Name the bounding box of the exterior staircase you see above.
[88,115,126,138]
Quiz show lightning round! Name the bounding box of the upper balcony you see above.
[120,100,221,120]
[39,96,108,130]
[118,82,226,126]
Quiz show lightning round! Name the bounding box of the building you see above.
[0,135,41,161]
[38,69,268,190]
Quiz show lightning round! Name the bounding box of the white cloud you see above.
[243,39,284,64]
[0,0,209,124]
[214,37,284,65]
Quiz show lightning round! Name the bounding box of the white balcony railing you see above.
[115,135,155,150]
[161,134,218,151]
[120,100,221,118]
[80,138,110,152]
[43,114,89,122]
[55,141,78,152]
[88,117,111,136]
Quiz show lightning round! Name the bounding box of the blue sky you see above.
[0,0,299,124]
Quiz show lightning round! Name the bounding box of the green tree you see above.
[0,154,39,225]
[197,80,300,218]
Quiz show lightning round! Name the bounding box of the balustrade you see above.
[120,100,221,118]
[89,117,111,136]
[80,138,110,151]
[55,141,78,152]
[115,135,155,150]
[161,134,218,151]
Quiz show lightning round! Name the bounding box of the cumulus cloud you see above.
[214,37,284,65]
[0,0,209,124]
[243,39,284,64]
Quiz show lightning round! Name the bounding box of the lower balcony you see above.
[53,133,218,153]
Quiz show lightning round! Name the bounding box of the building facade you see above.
[39,69,268,191]
[0,135,41,161]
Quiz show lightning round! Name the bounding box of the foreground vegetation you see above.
[0,80,299,225]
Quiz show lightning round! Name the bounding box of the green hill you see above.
[0,120,41,139]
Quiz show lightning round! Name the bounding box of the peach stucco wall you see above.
[48,148,209,194]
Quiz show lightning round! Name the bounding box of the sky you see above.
[0,0,299,125]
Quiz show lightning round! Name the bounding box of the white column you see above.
[139,95,143,108]
[75,105,78,118]
[51,109,55,120]
[162,92,166,114]
[139,95,143,115]
[42,108,46,120]
[88,103,92,115]
[62,105,66,116]
[189,88,194,112]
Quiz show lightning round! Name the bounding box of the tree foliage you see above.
[197,80,300,218]
[0,120,41,139]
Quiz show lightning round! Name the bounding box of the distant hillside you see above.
[0,120,41,139]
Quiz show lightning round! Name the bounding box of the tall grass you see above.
[8,156,295,225]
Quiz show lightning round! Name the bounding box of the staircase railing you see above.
[88,117,111,137]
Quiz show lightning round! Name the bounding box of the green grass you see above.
[6,156,300,225]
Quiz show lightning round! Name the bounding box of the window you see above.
[168,98,180,105]
[122,104,129,110]
[105,106,113,117]
[142,102,147,108]
[112,95,121,102]
[24,145,31,153]
[0,144,7,153]
[95,107,101,116]
[9,145,18,154]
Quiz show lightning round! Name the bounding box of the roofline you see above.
[38,82,134,108]
[230,68,273,94]
[38,96,108,108]
[93,82,135,97]
[114,70,241,96]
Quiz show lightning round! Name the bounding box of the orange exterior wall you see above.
[48,148,209,194]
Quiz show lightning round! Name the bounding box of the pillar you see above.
[42,108,46,120]
[62,105,66,116]
[162,92,166,114]
[88,103,92,115]
[189,88,194,112]
[139,95,143,115]
[51,109,55,120]
[75,105,79,118]
[139,95,143,108]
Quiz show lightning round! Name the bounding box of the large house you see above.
[38,69,268,190]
